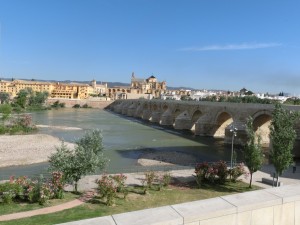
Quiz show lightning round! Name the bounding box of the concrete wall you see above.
[57,184,300,225]
[47,98,113,109]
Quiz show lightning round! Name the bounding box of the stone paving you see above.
[65,164,300,192]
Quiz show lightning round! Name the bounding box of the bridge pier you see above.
[151,112,162,123]
[127,103,137,117]
[142,110,152,121]
[174,111,193,130]
[160,109,174,126]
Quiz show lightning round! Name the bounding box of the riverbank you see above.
[0,134,75,168]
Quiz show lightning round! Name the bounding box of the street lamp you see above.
[230,124,238,169]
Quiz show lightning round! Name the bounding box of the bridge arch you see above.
[173,108,182,126]
[252,110,272,146]
[135,102,143,118]
[143,103,149,110]
[159,104,169,124]
[213,111,233,137]
[162,104,168,112]
[152,104,158,111]
[191,110,203,131]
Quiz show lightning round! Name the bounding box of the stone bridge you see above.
[107,99,300,147]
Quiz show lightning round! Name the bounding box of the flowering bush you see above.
[97,175,117,206]
[9,176,31,201]
[50,171,65,199]
[229,163,246,182]
[111,174,127,193]
[1,174,65,205]
[144,171,157,188]
[213,161,228,184]
[194,162,219,185]
[206,166,218,183]
[38,183,51,205]
[195,161,230,186]
[194,162,209,188]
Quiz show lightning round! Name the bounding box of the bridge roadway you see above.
[107,99,300,149]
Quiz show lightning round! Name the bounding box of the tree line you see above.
[0,88,49,111]
[243,103,299,187]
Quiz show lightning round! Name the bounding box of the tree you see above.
[0,104,12,122]
[15,89,30,108]
[269,103,299,186]
[28,91,49,106]
[243,117,264,188]
[0,92,10,104]
[49,130,108,192]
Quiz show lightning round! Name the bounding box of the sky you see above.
[0,0,300,95]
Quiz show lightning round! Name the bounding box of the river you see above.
[0,108,245,179]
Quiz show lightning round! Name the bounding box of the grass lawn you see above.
[0,180,260,225]
[0,192,79,216]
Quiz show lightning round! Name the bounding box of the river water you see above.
[0,108,242,179]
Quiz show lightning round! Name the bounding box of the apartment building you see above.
[0,79,105,99]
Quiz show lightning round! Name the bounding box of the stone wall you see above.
[57,184,300,225]
[46,98,113,109]
[107,99,300,147]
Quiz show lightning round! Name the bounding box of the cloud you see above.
[179,43,282,51]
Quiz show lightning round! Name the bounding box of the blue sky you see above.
[0,0,300,95]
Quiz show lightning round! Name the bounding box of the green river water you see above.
[0,108,243,179]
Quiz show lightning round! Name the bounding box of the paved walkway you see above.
[0,192,94,222]
[1,166,300,222]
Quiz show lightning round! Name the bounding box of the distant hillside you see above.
[167,86,196,91]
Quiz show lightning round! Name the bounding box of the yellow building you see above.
[0,79,105,99]
[0,79,54,97]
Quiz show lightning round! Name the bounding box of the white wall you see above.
[57,184,300,225]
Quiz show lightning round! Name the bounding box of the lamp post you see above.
[230,124,238,169]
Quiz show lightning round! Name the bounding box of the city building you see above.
[107,73,167,100]
[0,79,106,99]
[0,73,168,101]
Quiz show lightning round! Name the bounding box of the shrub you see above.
[144,171,157,188]
[97,175,117,206]
[50,171,65,199]
[206,166,218,183]
[194,162,209,188]
[39,183,51,205]
[162,172,171,187]
[51,101,65,108]
[111,174,127,193]
[229,163,246,182]
[1,174,64,205]
[59,102,65,108]
[214,161,228,184]
[73,104,81,108]
[0,182,17,204]
[195,161,229,186]
[2,191,14,204]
